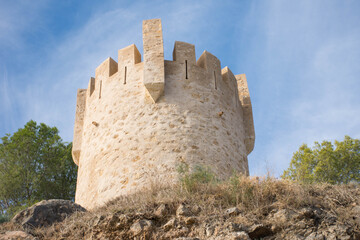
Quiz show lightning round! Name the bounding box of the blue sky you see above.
[1,0,359,177]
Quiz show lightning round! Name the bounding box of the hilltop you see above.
[1,175,359,239]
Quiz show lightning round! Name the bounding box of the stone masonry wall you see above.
[72,19,255,209]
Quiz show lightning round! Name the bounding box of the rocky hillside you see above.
[1,176,359,239]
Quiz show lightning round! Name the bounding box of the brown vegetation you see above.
[1,174,359,239]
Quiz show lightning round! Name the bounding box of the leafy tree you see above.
[282,136,360,184]
[0,120,77,218]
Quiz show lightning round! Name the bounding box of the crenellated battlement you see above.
[72,18,255,209]
[83,34,247,107]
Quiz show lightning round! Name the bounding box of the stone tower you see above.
[72,19,255,209]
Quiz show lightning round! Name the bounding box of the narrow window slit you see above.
[124,66,127,84]
[99,81,102,99]
[214,71,217,89]
[185,60,188,79]
[89,77,95,96]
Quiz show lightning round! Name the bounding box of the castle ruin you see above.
[72,19,255,209]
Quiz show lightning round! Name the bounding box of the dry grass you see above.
[1,169,359,239]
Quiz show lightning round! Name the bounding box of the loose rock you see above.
[225,207,241,216]
[227,222,246,232]
[191,205,202,215]
[130,219,153,236]
[163,218,177,231]
[176,204,192,217]
[305,232,325,240]
[273,209,292,222]
[205,225,215,236]
[154,204,168,217]
[106,214,129,230]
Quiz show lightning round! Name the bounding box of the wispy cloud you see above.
[0,67,15,133]
[1,0,359,177]
[247,0,360,176]
[291,35,360,140]
[0,0,48,49]
[6,0,216,140]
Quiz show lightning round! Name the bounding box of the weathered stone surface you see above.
[118,44,141,67]
[143,18,165,103]
[205,225,215,236]
[229,231,251,240]
[227,222,247,232]
[305,232,325,240]
[352,205,360,214]
[130,219,153,236]
[176,204,192,217]
[270,208,295,230]
[73,18,255,210]
[72,88,87,165]
[12,199,86,228]
[0,231,36,240]
[104,214,129,230]
[154,204,168,217]
[351,205,360,226]
[191,205,201,215]
[235,74,255,155]
[163,218,177,231]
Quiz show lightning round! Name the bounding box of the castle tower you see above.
[72,19,255,209]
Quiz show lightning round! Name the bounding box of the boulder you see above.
[12,199,86,228]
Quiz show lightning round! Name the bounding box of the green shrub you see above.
[177,163,217,192]
[0,214,9,223]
